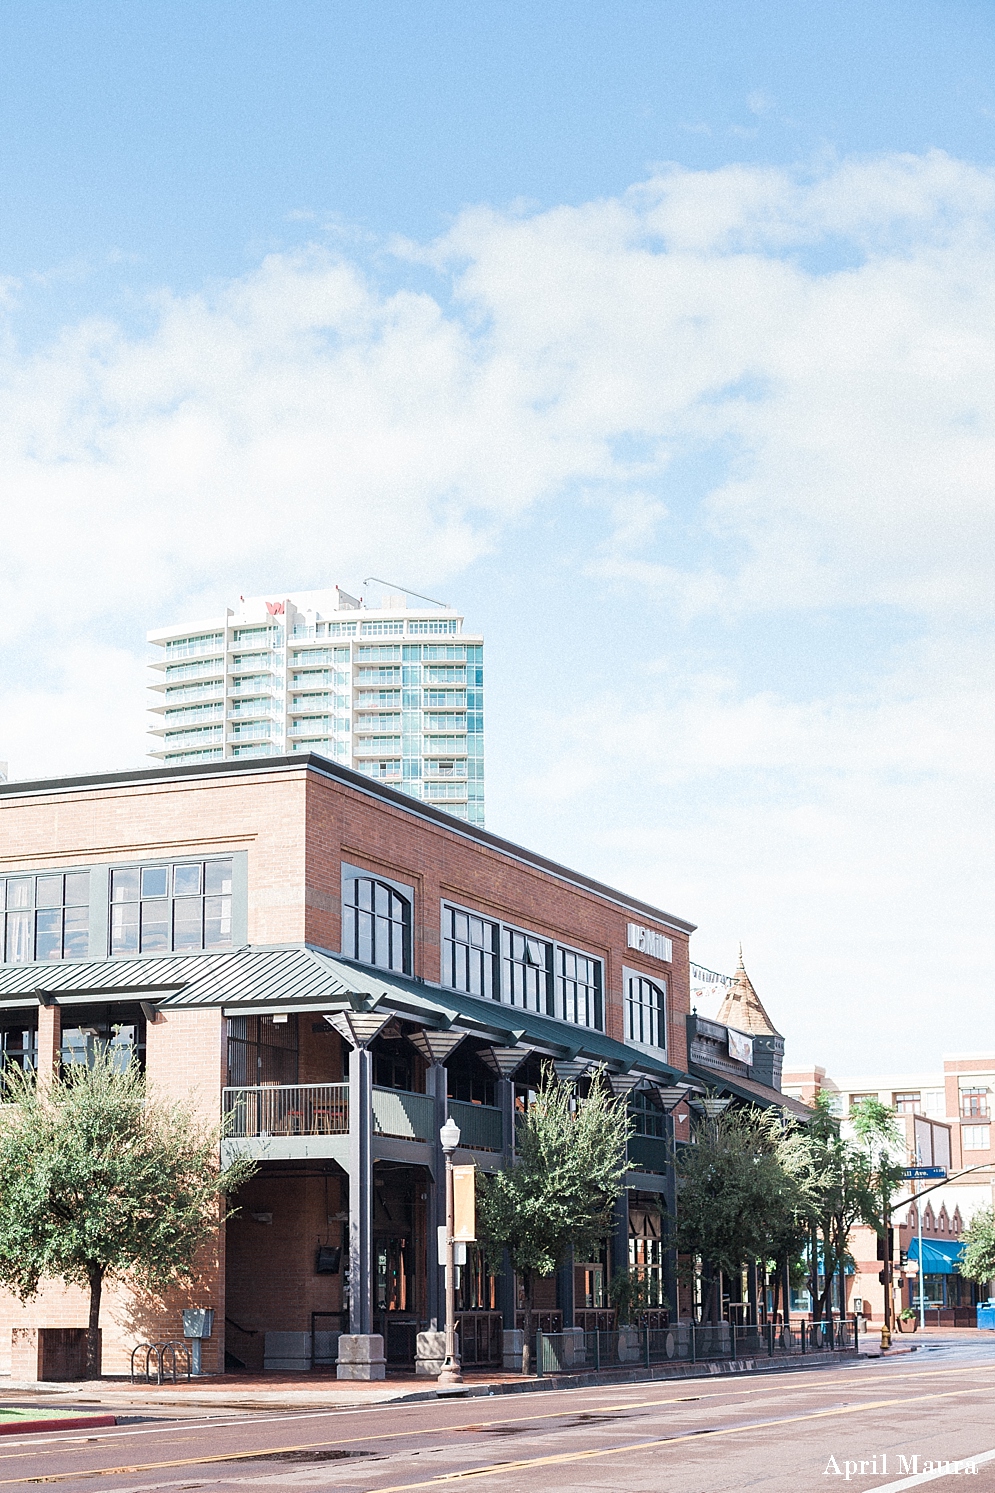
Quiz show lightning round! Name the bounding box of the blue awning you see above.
[907,1237,965,1276]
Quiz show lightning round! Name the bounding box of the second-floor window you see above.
[344,877,410,974]
[893,1091,921,1114]
[444,906,497,998]
[502,928,552,1013]
[961,1088,989,1118]
[625,975,666,1049]
[1,872,90,964]
[442,901,604,1031]
[110,859,233,956]
[556,948,603,1028]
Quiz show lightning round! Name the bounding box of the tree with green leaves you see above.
[676,1104,808,1322]
[476,1068,630,1372]
[781,1092,905,1324]
[0,1052,256,1378]
[957,1208,995,1288]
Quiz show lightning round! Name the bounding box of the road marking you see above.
[869,1447,995,1490]
[3,1356,991,1466]
[6,1379,995,1486]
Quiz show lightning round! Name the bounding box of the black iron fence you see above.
[536,1317,857,1375]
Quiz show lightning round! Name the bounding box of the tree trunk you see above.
[86,1264,103,1380]
[521,1273,534,1377]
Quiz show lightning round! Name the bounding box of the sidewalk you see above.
[0,1349,864,1417]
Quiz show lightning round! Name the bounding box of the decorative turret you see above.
[716,947,785,1090]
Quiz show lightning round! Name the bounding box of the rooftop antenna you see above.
[363,577,449,610]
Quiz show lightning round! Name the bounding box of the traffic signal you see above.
[876,1229,894,1261]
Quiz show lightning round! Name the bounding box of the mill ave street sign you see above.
[902,1167,947,1180]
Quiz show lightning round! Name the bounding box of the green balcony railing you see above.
[627,1132,670,1174]
[372,1086,436,1142]
[448,1100,504,1152]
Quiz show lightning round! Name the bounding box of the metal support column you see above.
[347,1044,374,1336]
[496,1078,517,1328]
[612,1189,629,1288]
[427,1062,448,1327]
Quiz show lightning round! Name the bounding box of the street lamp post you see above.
[438,1117,463,1387]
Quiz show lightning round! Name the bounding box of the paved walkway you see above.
[0,1328,984,1417]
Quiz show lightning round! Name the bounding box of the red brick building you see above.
[0,753,698,1375]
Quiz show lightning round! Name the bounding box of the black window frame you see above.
[440,900,604,1032]
[343,876,411,975]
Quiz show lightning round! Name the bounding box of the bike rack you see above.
[130,1340,192,1384]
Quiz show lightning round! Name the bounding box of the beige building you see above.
[783,1058,995,1324]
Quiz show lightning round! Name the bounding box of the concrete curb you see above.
[0,1414,116,1436]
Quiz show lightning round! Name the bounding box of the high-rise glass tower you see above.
[147,587,484,825]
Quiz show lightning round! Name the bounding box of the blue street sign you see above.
[902,1166,947,1179]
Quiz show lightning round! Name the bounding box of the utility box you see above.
[182,1309,214,1339]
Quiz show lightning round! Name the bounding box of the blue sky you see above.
[1,2,994,1072]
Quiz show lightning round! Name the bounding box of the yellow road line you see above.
[7,1376,994,1487]
[0,1360,991,1473]
[0,1355,990,1470]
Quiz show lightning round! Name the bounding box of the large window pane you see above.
[141,867,168,899]
[140,899,170,952]
[6,879,32,910]
[345,877,410,974]
[64,872,90,906]
[172,897,203,951]
[63,904,89,959]
[35,876,63,909]
[35,908,63,962]
[205,860,232,896]
[173,864,202,897]
[443,905,497,998]
[501,929,551,1013]
[204,895,232,950]
[5,910,32,963]
[111,902,140,955]
[111,868,141,902]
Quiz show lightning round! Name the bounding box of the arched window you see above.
[625,975,666,1048]
[344,877,410,974]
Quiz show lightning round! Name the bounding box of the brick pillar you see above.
[36,1002,61,1089]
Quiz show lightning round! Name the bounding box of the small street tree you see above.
[957,1208,995,1289]
[476,1068,630,1372]
[676,1105,807,1322]
[0,1052,256,1378]
[781,1093,905,1324]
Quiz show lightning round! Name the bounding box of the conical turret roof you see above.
[715,946,781,1037]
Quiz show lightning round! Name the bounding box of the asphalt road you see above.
[4,1341,995,1493]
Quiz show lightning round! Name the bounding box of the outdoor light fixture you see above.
[439,1117,461,1154]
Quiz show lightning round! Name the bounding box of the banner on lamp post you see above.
[453,1165,476,1241]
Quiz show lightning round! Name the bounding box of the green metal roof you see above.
[0,943,686,1082]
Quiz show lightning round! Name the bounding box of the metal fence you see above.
[222,1083,348,1137]
[536,1318,857,1375]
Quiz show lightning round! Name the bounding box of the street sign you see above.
[902,1166,947,1179]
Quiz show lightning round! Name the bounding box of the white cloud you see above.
[1,152,994,1067]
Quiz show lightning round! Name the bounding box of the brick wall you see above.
[304,769,690,1067]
